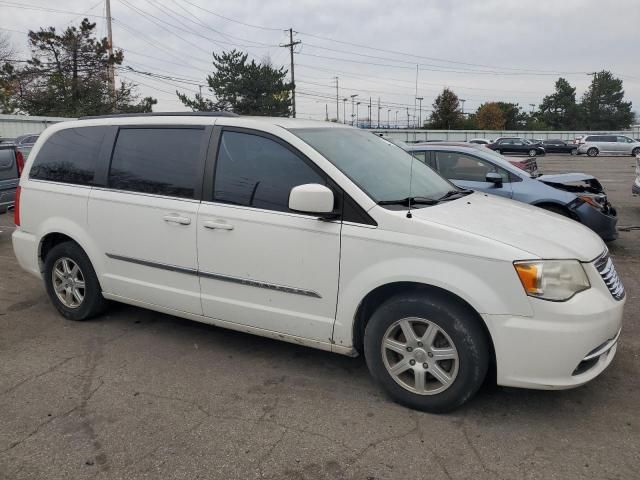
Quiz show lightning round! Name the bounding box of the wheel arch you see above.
[37,227,100,276]
[351,281,496,375]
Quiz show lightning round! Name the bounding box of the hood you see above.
[410,192,605,261]
[538,172,596,183]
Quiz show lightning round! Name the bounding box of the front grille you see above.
[594,252,625,300]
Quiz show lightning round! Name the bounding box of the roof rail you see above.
[79,111,239,120]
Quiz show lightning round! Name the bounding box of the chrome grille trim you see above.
[594,251,625,301]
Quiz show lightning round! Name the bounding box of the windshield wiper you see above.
[437,189,473,201]
[377,196,439,206]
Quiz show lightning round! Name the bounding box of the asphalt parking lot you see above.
[1,154,639,480]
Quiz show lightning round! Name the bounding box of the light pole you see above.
[416,96,423,128]
[350,94,358,126]
[356,101,361,128]
[395,110,399,129]
[342,98,347,124]
[460,99,466,115]
[387,109,391,128]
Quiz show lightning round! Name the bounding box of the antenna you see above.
[407,153,414,219]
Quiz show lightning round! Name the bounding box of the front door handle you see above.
[203,220,234,231]
[163,214,191,225]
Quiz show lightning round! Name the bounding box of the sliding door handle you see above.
[203,220,234,231]
[163,214,191,225]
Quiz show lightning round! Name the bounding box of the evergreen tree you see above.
[178,50,292,116]
[538,78,578,129]
[428,88,463,129]
[580,70,633,129]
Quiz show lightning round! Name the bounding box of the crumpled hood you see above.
[410,192,605,261]
[537,172,596,183]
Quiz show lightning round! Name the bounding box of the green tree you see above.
[475,102,506,129]
[178,50,292,116]
[7,19,155,116]
[538,78,578,129]
[494,102,528,129]
[580,70,633,129]
[427,88,463,129]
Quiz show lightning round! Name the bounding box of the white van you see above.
[12,113,625,412]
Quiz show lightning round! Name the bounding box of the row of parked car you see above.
[6,113,628,413]
[467,135,640,157]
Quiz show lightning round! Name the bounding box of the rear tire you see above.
[587,147,599,157]
[528,149,537,157]
[43,241,108,321]
[364,292,489,413]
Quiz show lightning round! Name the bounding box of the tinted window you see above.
[30,127,106,184]
[617,136,633,143]
[0,149,16,180]
[436,152,509,182]
[109,128,203,199]
[214,131,325,212]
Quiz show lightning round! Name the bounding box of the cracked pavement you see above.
[1,154,639,479]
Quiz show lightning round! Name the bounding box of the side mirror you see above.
[289,184,335,215]
[486,172,503,187]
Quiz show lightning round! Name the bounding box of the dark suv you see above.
[0,145,24,214]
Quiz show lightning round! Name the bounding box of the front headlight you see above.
[514,260,590,301]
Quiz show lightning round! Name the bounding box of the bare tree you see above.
[0,32,15,62]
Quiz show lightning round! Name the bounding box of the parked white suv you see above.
[12,113,625,412]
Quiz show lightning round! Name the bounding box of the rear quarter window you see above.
[29,126,107,185]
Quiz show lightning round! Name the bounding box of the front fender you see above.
[332,230,534,349]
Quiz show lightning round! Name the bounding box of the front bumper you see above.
[572,202,618,241]
[483,264,624,390]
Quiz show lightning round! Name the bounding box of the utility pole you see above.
[368,97,372,128]
[350,94,358,126]
[387,109,391,128]
[335,77,339,122]
[281,28,301,118]
[377,98,381,128]
[105,0,116,101]
[529,103,535,115]
[356,101,361,128]
[406,107,410,129]
[416,96,423,128]
[395,110,398,128]
[342,98,347,124]
[199,85,203,98]
[460,98,466,115]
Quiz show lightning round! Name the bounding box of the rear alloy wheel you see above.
[44,241,108,321]
[364,293,489,413]
[528,149,537,157]
[587,147,599,157]
[632,147,640,157]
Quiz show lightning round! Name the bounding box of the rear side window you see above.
[435,151,509,182]
[213,131,325,213]
[0,149,16,180]
[30,127,106,185]
[109,128,203,199]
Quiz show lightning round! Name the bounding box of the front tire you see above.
[571,148,578,155]
[587,147,599,157]
[364,292,489,413]
[43,241,108,321]
[632,147,640,157]
[528,149,537,157]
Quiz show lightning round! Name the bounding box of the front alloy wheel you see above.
[528,149,537,157]
[382,317,459,395]
[52,257,85,308]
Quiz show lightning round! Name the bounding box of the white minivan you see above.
[12,113,625,412]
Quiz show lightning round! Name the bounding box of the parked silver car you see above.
[577,135,640,157]
[633,155,640,196]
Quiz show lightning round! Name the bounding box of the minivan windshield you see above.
[290,128,454,204]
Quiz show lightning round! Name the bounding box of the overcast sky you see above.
[2,0,639,124]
